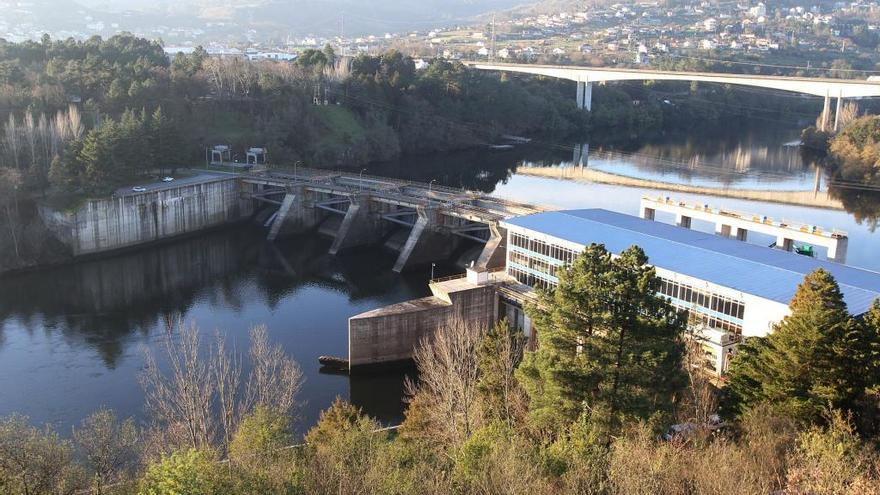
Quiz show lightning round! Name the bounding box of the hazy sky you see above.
[63,0,532,36]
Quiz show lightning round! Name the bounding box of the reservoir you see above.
[1,123,878,435]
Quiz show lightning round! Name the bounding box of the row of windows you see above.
[659,278,745,321]
[510,233,576,265]
[508,232,746,339]
[509,251,560,279]
[509,266,555,291]
[689,313,744,337]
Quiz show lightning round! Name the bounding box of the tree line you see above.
[2,243,880,494]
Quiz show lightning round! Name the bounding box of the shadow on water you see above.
[0,224,439,432]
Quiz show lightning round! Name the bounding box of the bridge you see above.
[238,167,544,272]
[465,62,880,131]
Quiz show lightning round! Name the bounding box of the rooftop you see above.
[502,209,880,315]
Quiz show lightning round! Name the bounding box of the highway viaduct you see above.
[465,62,880,131]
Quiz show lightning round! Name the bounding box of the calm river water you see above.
[1,124,878,435]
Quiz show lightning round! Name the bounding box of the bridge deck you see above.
[240,167,547,221]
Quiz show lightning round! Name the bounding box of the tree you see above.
[138,449,222,495]
[72,409,140,492]
[725,269,872,424]
[405,317,485,448]
[476,320,525,427]
[140,321,303,455]
[0,168,23,260]
[302,399,386,495]
[228,405,292,468]
[0,415,83,495]
[516,244,686,437]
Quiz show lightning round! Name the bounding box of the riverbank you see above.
[516,165,845,210]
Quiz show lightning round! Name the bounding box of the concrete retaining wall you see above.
[40,178,252,256]
[348,280,498,368]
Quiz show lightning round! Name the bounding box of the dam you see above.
[39,168,546,274]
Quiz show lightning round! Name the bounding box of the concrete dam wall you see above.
[41,178,253,256]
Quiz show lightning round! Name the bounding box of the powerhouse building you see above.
[500,209,880,374]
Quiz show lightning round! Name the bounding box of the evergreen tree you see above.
[476,320,525,426]
[149,107,181,174]
[726,269,871,424]
[516,244,686,436]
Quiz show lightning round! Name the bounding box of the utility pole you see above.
[340,13,346,56]
[491,14,497,61]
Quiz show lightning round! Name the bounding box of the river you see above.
[1,124,877,436]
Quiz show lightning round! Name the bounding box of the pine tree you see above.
[516,244,686,436]
[726,269,870,424]
[476,320,525,426]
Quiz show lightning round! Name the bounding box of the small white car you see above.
[132,186,147,192]
[162,177,174,182]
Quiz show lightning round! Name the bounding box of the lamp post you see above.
[429,179,436,193]
[431,262,436,280]
[359,168,366,192]
[294,161,301,180]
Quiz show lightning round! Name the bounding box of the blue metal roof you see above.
[502,209,880,315]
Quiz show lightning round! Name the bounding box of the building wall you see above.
[348,282,498,368]
[40,178,252,256]
[502,224,794,374]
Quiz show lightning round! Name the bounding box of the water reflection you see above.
[368,125,820,193]
[3,123,879,434]
[0,226,434,432]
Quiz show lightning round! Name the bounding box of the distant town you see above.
[3,0,878,73]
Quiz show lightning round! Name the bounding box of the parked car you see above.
[162,176,174,182]
[132,186,147,192]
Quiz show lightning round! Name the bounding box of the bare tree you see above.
[140,321,216,451]
[140,321,303,455]
[72,409,139,493]
[23,112,36,171]
[407,317,485,447]
[680,338,719,426]
[245,325,303,417]
[0,168,23,260]
[4,114,20,170]
[212,332,243,449]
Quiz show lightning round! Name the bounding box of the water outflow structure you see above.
[241,167,545,273]
[39,168,546,275]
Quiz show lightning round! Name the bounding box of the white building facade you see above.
[501,209,878,375]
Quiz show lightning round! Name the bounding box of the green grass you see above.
[313,105,367,149]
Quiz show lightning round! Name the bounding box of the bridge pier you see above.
[573,143,589,166]
[576,81,593,111]
[834,90,844,132]
[821,91,832,132]
[393,207,458,273]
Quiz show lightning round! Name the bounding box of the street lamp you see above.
[429,179,437,193]
[294,161,301,180]
[431,262,436,280]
